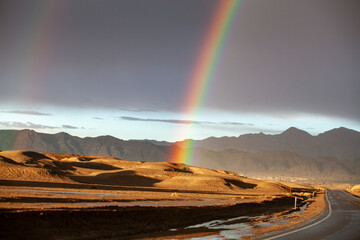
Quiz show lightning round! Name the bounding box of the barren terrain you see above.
[349,184,360,197]
[0,150,327,239]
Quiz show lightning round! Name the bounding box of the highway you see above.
[265,190,360,240]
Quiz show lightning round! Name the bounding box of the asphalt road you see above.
[266,190,360,240]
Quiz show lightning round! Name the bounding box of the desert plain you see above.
[0,150,333,239]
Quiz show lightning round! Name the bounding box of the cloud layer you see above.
[0,121,57,129]
[0,1,359,122]
[121,116,253,126]
[1,110,52,116]
[0,121,79,130]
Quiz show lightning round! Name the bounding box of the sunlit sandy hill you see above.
[0,150,292,194]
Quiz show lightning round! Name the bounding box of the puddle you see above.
[181,215,258,240]
[186,216,249,229]
[264,216,291,226]
[255,222,273,227]
[172,202,310,239]
[186,222,253,240]
[299,201,309,211]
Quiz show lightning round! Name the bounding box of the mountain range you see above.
[192,127,360,161]
[0,127,359,183]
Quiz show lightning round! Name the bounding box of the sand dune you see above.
[0,151,69,182]
[350,184,360,197]
[0,150,292,194]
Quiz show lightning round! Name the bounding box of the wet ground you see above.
[0,184,325,240]
[0,187,260,208]
[263,190,360,240]
[0,188,301,240]
[157,203,309,239]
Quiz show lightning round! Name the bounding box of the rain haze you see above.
[0,0,359,141]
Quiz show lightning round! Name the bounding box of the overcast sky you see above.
[0,0,359,141]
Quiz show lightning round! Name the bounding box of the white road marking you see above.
[264,190,332,240]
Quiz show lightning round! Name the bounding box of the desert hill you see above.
[350,184,360,197]
[0,150,288,193]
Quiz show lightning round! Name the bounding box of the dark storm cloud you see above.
[0,0,359,121]
[0,121,58,129]
[0,0,215,110]
[121,116,253,126]
[1,110,52,116]
[209,0,360,120]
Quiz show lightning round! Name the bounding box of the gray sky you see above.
[0,0,359,140]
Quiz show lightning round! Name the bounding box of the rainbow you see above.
[16,1,62,103]
[169,0,242,165]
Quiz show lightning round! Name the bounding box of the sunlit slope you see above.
[0,150,289,194]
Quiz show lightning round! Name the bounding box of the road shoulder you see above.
[254,190,329,239]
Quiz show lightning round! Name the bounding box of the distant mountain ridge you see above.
[192,148,359,183]
[193,127,360,160]
[0,129,169,162]
[0,128,359,183]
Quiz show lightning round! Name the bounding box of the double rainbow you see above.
[169,0,242,164]
[17,1,62,103]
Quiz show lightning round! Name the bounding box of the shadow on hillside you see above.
[22,151,52,161]
[226,179,257,189]
[0,156,22,165]
[57,161,121,171]
[69,170,161,187]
